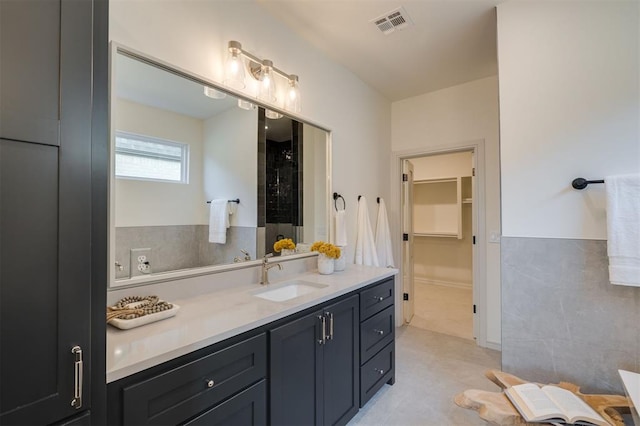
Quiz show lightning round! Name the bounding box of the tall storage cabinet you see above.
[0,0,108,423]
[270,295,360,426]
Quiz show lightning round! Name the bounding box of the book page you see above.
[542,386,606,425]
[510,383,563,419]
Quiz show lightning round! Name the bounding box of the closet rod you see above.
[572,178,604,190]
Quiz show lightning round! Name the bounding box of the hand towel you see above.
[375,198,395,268]
[335,210,348,247]
[605,174,640,286]
[209,199,230,244]
[354,196,379,267]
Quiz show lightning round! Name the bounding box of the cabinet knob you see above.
[373,329,384,336]
[206,379,215,388]
[374,368,385,375]
[373,296,384,302]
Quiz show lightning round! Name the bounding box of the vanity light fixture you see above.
[223,40,301,114]
[237,99,257,110]
[265,109,284,119]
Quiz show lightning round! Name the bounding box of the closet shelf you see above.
[413,178,457,185]
[462,198,472,204]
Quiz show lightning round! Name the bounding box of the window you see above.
[115,132,189,183]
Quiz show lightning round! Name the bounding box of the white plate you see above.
[108,304,180,330]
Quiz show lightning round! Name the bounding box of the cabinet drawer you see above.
[184,380,266,426]
[360,278,394,320]
[122,333,266,425]
[360,342,394,407]
[360,305,394,364]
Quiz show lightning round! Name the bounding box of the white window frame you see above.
[115,131,189,184]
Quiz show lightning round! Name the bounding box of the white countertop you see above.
[107,264,397,383]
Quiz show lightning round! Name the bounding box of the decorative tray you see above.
[108,304,180,330]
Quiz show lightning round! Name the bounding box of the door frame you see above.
[390,139,488,348]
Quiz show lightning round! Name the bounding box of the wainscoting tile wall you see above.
[115,225,256,279]
[501,237,639,394]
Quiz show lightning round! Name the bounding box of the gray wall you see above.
[501,237,639,394]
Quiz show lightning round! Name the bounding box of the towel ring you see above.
[333,192,346,211]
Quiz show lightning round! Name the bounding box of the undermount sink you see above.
[253,280,328,302]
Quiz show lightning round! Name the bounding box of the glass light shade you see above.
[257,60,276,103]
[265,109,283,119]
[285,75,301,113]
[237,99,256,110]
[224,43,246,90]
[203,86,226,99]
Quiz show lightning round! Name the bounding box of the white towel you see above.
[375,198,395,268]
[335,210,348,247]
[606,174,640,286]
[354,196,379,267]
[208,199,230,244]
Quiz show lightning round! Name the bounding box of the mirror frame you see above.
[108,42,333,289]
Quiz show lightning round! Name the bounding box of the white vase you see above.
[334,247,346,271]
[317,253,335,275]
[280,249,295,256]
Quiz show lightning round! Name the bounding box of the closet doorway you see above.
[401,148,480,342]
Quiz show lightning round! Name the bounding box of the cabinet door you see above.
[0,0,61,146]
[270,310,323,426]
[0,0,95,423]
[322,295,359,426]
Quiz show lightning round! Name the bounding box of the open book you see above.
[505,383,610,426]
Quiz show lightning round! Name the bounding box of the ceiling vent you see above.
[371,6,413,35]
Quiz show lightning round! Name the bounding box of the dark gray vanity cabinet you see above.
[108,333,268,426]
[0,0,109,424]
[270,295,360,426]
[359,278,395,407]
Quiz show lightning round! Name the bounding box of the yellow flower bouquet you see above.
[310,241,341,259]
[273,238,295,253]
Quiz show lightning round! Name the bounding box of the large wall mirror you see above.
[109,45,331,288]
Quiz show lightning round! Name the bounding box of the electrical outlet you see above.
[489,231,501,244]
[130,248,152,276]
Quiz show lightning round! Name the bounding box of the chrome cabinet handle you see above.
[206,379,215,388]
[373,295,384,302]
[374,368,385,375]
[326,312,334,341]
[71,346,83,409]
[318,315,326,345]
[373,329,384,336]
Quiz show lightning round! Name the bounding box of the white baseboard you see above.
[414,277,472,290]
[483,340,502,352]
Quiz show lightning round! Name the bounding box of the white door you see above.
[471,150,479,340]
[402,160,415,323]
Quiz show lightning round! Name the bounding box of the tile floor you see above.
[410,282,474,340]
[349,325,502,426]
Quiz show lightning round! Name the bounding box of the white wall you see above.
[391,76,501,347]
[109,1,391,262]
[203,107,258,228]
[114,98,206,226]
[412,151,473,181]
[498,0,640,239]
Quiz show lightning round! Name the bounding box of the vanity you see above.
[106,265,397,425]
[106,43,396,425]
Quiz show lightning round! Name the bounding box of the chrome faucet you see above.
[260,253,282,285]
[234,249,252,263]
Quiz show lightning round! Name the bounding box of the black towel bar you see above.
[572,178,604,190]
[207,199,240,204]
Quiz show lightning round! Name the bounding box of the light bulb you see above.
[285,74,301,113]
[224,41,246,90]
[258,59,276,103]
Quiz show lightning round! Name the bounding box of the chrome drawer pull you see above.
[374,368,385,375]
[318,315,326,345]
[327,312,334,341]
[71,346,83,409]
[373,296,384,302]
[373,329,384,336]
[206,379,215,388]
